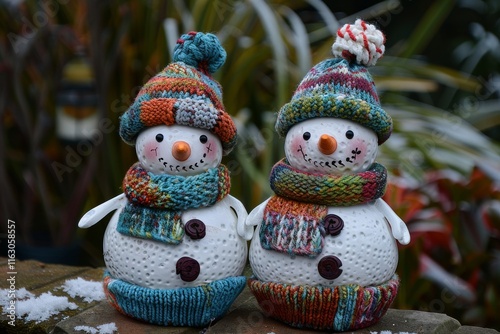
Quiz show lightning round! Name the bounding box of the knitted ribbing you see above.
[270,158,387,207]
[103,271,246,327]
[117,162,230,244]
[260,196,327,257]
[248,274,399,331]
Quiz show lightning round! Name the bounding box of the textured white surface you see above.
[103,196,248,289]
[249,202,398,287]
[135,124,222,176]
[284,118,378,175]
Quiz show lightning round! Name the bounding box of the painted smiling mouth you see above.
[158,153,206,172]
[297,145,361,168]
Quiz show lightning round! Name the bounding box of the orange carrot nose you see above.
[318,134,337,155]
[172,141,191,161]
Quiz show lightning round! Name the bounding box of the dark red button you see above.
[323,214,344,236]
[176,257,200,282]
[318,255,343,280]
[185,219,206,239]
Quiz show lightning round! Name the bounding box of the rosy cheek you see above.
[349,140,367,161]
[143,141,159,162]
[205,139,219,160]
[288,136,304,160]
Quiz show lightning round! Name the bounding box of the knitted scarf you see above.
[117,162,230,244]
[260,158,387,257]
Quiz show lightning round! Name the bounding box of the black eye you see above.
[155,134,164,142]
[303,132,311,140]
[199,135,208,144]
[345,130,354,139]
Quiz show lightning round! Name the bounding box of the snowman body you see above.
[248,118,409,287]
[101,124,250,289]
[104,195,247,289]
[249,201,397,287]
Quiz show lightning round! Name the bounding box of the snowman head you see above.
[136,124,222,175]
[285,118,378,175]
[276,20,392,167]
[119,32,237,160]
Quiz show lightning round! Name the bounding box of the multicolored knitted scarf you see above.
[260,158,387,257]
[117,162,230,244]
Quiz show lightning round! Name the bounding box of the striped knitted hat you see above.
[276,20,392,145]
[119,31,237,154]
[248,274,399,331]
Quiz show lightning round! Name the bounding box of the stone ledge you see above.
[0,258,498,334]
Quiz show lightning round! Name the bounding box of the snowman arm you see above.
[226,195,252,241]
[78,193,127,228]
[374,198,411,245]
[246,198,270,227]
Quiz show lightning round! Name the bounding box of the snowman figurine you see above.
[246,20,410,332]
[78,32,253,327]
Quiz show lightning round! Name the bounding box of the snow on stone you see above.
[16,292,77,322]
[370,331,417,334]
[0,277,105,323]
[75,325,98,334]
[75,322,117,334]
[1,288,77,323]
[0,287,34,306]
[62,277,105,302]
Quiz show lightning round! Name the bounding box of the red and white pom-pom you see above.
[332,19,385,66]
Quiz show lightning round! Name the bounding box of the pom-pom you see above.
[173,31,226,74]
[332,19,385,66]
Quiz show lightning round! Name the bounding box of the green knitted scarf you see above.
[117,162,230,244]
[260,158,387,257]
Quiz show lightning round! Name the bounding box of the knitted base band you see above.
[103,271,246,327]
[248,274,399,331]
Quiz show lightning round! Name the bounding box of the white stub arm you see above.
[246,198,270,228]
[78,193,127,228]
[226,195,252,241]
[374,198,411,245]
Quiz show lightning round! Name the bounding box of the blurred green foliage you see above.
[1,0,499,329]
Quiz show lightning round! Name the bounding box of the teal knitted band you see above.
[103,271,246,327]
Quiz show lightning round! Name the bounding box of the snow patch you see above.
[0,291,78,323]
[0,277,105,323]
[369,331,417,334]
[61,277,105,302]
[74,322,117,334]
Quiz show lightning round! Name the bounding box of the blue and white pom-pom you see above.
[332,19,385,67]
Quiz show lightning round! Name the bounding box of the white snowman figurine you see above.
[246,20,410,332]
[78,32,253,327]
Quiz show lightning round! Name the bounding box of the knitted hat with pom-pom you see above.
[119,32,236,154]
[275,19,392,145]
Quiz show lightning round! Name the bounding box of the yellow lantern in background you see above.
[56,54,98,143]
